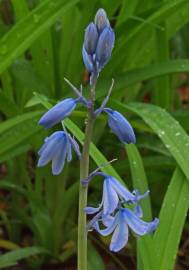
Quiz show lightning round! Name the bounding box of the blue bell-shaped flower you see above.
[37,131,81,175]
[104,108,136,144]
[39,98,78,129]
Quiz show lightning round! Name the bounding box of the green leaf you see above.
[0,246,49,268]
[126,144,152,220]
[153,167,189,270]
[126,144,152,270]
[0,0,78,75]
[98,60,189,98]
[111,101,189,181]
[0,91,19,117]
[0,111,43,160]
[88,241,105,270]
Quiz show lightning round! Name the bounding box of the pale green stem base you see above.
[77,82,96,270]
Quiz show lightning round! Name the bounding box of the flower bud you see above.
[82,46,94,72]
[96,27,115,69]
[104,108,136,144]
[39,98,78,128]
[84,22,98,55]
[95,8,110,33]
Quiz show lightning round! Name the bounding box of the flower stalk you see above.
[78,78,96,270]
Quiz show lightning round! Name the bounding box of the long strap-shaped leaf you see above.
[153,167,189,270]
[126,144,153,270]
[0,246,49,269]
[111,100,189,181]
[0,0,78,75]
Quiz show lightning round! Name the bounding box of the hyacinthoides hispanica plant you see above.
[37,9,159,270]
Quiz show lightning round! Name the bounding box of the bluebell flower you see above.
[39,98,79,128]
[104,108,136,144]
[37,131,81,175]
[91,208,159,252]
[82,8,115,76]
[84,174,148,216]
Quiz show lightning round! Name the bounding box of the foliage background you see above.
[0,0,189,269]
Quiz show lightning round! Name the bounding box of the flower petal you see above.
[123,208,159,236]
[82,46,94,72]
[108,176,136,203]
[39,98,77,128]
[103,178,119,215]
[84,206,101,215]
[110,213,128,252]
[134,205,143,218]
[51,140,68,175]
[94,212,119,236]
[104,108,136,144]
[102,214,114,227]
[37,132,65,167]
[68,135,81,159]
[66,140,72,162]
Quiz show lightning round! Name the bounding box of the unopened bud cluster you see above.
[82,9,115,78]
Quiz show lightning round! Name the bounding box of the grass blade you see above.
[0,0,78,74]
[153,167,189,270]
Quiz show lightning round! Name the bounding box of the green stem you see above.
[78,79,96,270]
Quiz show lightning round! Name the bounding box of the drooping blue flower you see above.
[91,208,159,252]
[82,8,115,76]
[39,98,79,129]
[37,131,81,175]
[84,174,148,216]
[104,108,136,144]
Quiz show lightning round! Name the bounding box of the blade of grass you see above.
[154,22,171,109]
[153,167,189,270]
[126,144,152,270]
[111,100,189,182]
[0,0,78,75]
